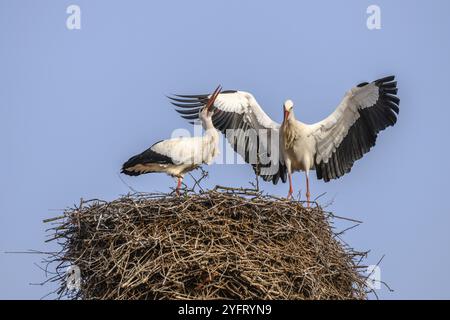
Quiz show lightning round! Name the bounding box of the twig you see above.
[38,188,371,300]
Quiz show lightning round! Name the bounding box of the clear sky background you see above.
[1,0,449,299]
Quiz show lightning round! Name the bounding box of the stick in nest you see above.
[41,188,371,300]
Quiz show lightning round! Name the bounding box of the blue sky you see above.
[1,0,450,299]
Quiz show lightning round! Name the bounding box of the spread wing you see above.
[309,76,400,182]
[169,90,287,184]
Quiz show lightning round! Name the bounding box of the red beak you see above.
[205,85,222,112]
[283,109,289,122]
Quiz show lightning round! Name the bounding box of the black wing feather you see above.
[315,76,400,182]
[168,91,287,184]
[121,142,174,176]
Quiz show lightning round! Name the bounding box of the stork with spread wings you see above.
[169,76,399,205]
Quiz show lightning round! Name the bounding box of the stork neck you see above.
[201,117,215,131]
[201,125,220,165]
[204,126,219,140]
[200,117,218,141]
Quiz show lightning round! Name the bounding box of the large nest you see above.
[44,187,370,299]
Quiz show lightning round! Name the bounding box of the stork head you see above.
[283,99,294,121]
[200,85,222,120]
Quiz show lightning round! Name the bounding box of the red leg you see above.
[176,177,182,196]
[305,172,311,207]
[287,173,293,199]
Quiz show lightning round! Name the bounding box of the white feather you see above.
[151,130,219,166]
[213,91,280,130]
[307,83,380,163]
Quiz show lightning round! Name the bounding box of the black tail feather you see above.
[121,145,174,176]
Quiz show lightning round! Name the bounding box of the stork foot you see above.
[175,177,182,196]
[287,189,293,200]
[287,173,294,200]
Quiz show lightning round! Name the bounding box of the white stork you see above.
[122,86,222,194]
[169,76,400,205]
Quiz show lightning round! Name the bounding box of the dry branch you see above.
[44,188,370,300]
